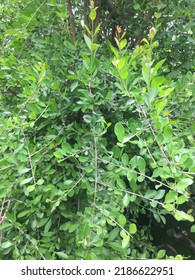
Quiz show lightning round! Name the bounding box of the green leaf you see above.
[0,223,12,230]
[174,211,194,222]
[84,34,92,51]
[176,195,188,205]
[0,186,9,199]
[1,241,13,249]
[114,122,125,142]
[121,153,129,165]
[123,193,130,207]
[150,201,157,208]
[129,223,137,234]
[122,135,132,143]
[89,7,98,21]
[37,218,49,228]
[85,166,94,173]
[176,178,193,192]
[61,142,72,154]
[18,167,30,174]
[145,190,156,199]
[157,249,166,259]
[52,81,60,90]
[118,58,126,70]
[5,29,19,35]
[44,218,52,233]
[134,3,140,10]
[60,222,71,231]
[78,156,88,163]
[69,224,79,233]
[154,12,162,19]
[142,66,150,86]
[64,179,73,186]
[190,225,195,233]
[84,24,91,36]
[94,23,101,36]
[174,255,184,260]
[112,146,120,158]
[51,201,60,212]
[119,39,127,50]
[129,179,137,192]
[144,88,158,106]
[159,87,174,97]
[92,235,103,247]
[152,59,166,77]
[151,76,165,88]
[33,195,42,205]
[109,241,123,252]
[53,149,65,159]
[130,156,138,169]
[27,185,35,192]
[109,42,119,58]
[163,204,175,212]
[122,235,130,249]
[37,178,44,185]
[137,156,146,173]
[56,252,68,259]
[20,177,33,186]
[117,214,126,227]
[27,75,37,83]
[108,228,120,241]
[18,210,30,218]
[44,184,55,192]
[117,178,126,189]
[91,43,100,51]
[85,252,98,260]
[154,100,167,113]
[165,191,178,204]
[154,189,165,200]
[120,68,128,80]
[71,81,78,92]
[120,230,127,239]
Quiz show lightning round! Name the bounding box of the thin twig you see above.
[22,129,36,186]
[98,156,188,195]
[93,136,98,207]
[9,220,46,260]
[0,199,11,225]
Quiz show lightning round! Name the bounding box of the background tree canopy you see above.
[0,0,194,260]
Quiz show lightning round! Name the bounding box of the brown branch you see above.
[66,0,76,40]
[0,199,10,225]
[94,0,102,30]
[130,9,154,48]
[101,0,119,44]
[83,0,89,33]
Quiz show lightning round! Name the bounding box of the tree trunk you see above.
[66,0,76,40]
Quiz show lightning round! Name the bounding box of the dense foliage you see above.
[0,0,194,260]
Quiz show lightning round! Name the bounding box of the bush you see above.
[0,3,194,260]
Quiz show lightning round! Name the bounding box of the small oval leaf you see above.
[1,241,13,249]
[129,223,137,234]
[114,122,125,142]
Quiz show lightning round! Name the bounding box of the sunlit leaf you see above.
[174,211,194,222]
[190,225,195,233]
[114,122,125,142]
[123,193,130,207]
[165,191,178,204]
[118,214,126,227]
[1,241,13,249]
[20,177,33,186]
[122,235,130,249]
[129,223,137,234]
[157,249,166,259]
